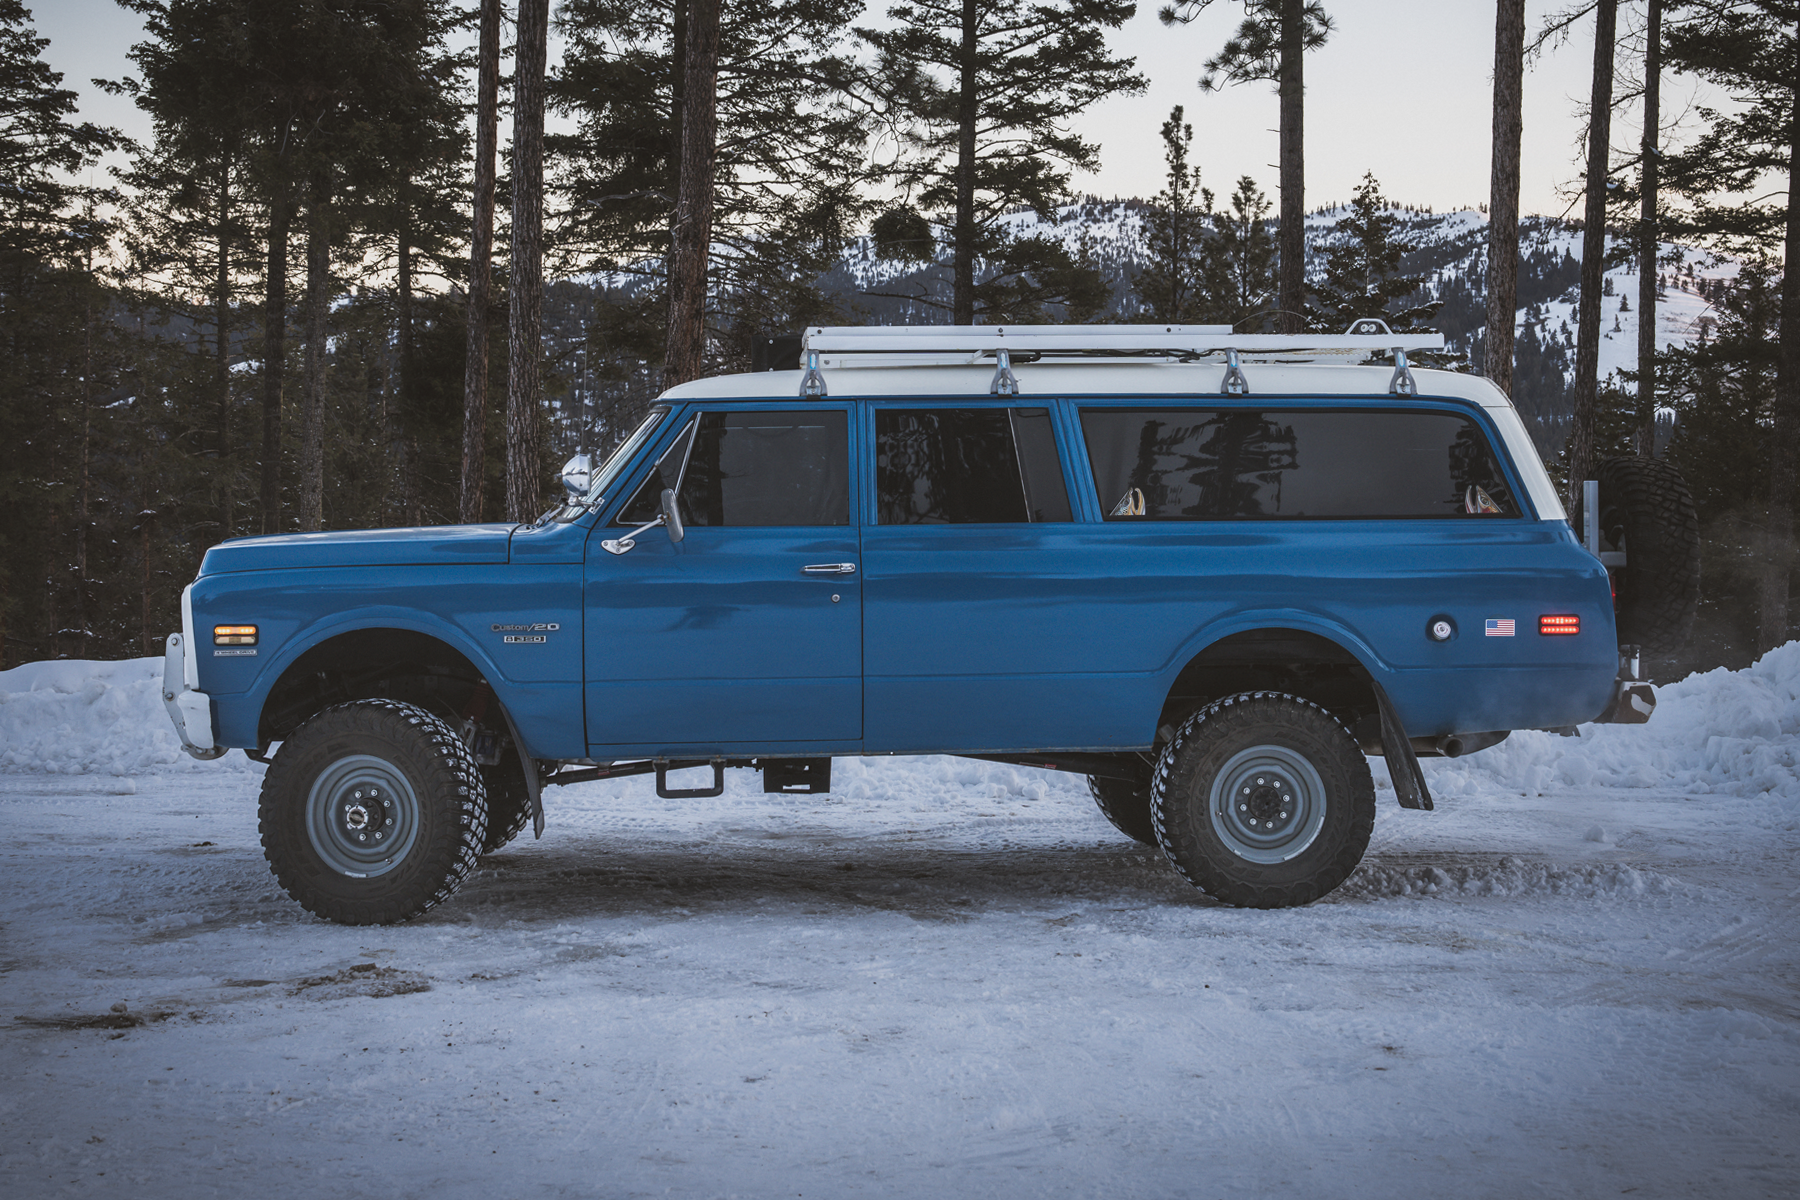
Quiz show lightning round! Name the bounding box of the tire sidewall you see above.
[1153,694,1374,907]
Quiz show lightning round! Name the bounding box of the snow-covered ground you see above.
[2,654,1797,1198]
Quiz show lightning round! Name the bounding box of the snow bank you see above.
[3,646,1797,815]
[0,656,257,776]
[1425,641,1800,820]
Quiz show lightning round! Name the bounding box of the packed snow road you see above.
[2,656,1797,1199]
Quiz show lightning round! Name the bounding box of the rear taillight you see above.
[1539,614,1580,636]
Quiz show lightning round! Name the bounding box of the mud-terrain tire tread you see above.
[1150,691,1375,909]
[479,747,532,854]
[1597,456,1701,657]
[259,699,488,925]
[1088,770,1158,845]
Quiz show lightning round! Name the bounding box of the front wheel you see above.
[1151,692,1375,909]
[259,700,488,925]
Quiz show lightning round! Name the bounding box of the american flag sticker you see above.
[1485,618,1516,637]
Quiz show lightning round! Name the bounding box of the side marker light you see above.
[214,624,258,646]
[1539,615,1580,636]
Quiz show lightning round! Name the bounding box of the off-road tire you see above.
[479,747,532,854]
[1598,456,1701,657]
[1151,692,1375,909]
[259,700,488,925]
[1088,766,1157,846]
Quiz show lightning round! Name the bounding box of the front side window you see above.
[619,410,849,527]
[876,407,1073,524]
[1080,407,1519,520]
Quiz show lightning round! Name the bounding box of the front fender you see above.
[192,566,583,759]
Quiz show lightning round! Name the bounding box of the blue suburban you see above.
[163,324,1675,924]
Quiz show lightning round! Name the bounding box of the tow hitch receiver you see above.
[1594,645,1655,724]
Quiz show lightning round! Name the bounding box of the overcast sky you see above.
[35,0,1659,221]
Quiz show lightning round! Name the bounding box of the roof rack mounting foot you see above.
[1389,347,1417,396]
[799,348,828,398]
[990,347,1020,396]
[1221,347,1249,396]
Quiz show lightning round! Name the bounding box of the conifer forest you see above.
[1,0,1795,675]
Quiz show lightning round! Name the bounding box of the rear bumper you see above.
[1591,646,1655,725]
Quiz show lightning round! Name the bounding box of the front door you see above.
[584,405,862,755]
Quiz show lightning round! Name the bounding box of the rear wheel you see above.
[1151,692,1374,909]
[259,700,487,925]
[1598,456,1701,657]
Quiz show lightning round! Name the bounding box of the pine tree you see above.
[1213,175,1277,328]
[0,0,122,663]
[1135,105,1219,323]
[460,0,501,524]
[1661,0,1799,650]
[553,0,870,400]
[510,0,550,522]
[1485,0,1526,393]
[1563,0,1620,514]
[858,0,1143,324]
[1306,172,1437,334]
[1159,0,1333,334]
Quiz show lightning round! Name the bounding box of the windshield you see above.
[583,408,667,506]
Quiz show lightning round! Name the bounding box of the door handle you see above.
[801,563,857,575]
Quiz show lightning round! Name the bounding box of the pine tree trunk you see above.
[1760,36,1800,650]
[1634,0,1661,458]
[1276,0,1305,334]
[953,0,978,326]
[1566,0,1617,514]
[665,0,720,387]
[297,180,331,532]
[1484,0,1526,393]
[75,249,92,651]
[398,212,416,525]
[216,163,233,540]
[260,202,290,534]
[459,0,501,524]
[507,0,550,523]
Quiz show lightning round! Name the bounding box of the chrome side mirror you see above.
[559,452,593,500]
[660,488,684,544]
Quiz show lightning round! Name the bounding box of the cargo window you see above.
[1079,407,1518,520]
[876,407,1072,524]
[618,410,848,526]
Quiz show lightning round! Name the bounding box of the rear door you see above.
[584,404,862,754]
[860,401,1131,752]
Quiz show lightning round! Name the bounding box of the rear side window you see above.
[876,407,1073,524]
[1079,407,1518,520]
[619,410,848,526]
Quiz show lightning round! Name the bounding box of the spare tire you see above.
[1597,456,1701,657]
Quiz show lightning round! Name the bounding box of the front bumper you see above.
[162,630,226,760]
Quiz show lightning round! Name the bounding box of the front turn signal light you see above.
[214,625,258,646]
[1539,614,1580,636]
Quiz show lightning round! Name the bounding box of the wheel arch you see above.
[249,620,509,749]
[1158,622,1387,750]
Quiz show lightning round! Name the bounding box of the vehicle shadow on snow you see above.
[445,836,1212,923]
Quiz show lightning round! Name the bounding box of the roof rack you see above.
[797,320,1445,398]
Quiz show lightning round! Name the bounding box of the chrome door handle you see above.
[801,563,857,575]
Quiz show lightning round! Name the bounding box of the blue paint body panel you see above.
[186,390,1620,763]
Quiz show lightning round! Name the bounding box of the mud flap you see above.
[495,703,545,838]
[1373,682,1434,811]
